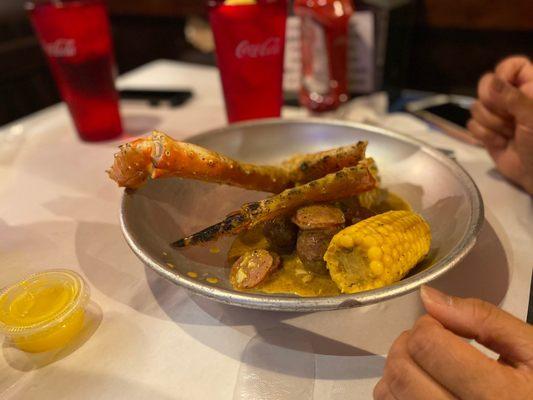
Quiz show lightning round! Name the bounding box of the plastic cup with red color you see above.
[27,0,122,141]
[209,0,287,123]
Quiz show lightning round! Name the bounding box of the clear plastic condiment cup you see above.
[0,269,90,353]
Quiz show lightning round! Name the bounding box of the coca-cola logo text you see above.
[44,39,77,57]
[235,37,281,59]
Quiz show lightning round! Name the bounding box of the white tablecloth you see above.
[0,60,531,399]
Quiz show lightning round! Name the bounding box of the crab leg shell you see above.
[108,131,368,192]
[172,161,377,247]
[283,141,368,183]
[107,138,154,189]
[150,131,292,193]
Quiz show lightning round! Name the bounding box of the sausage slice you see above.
[292,204,345,230]
[230,249,281,289]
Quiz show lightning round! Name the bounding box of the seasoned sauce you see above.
[255,254,340,296]
[227,190,411,297]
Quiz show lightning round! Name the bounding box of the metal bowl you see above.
[120,119,484,311]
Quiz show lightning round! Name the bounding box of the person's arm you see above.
[374,286,533,400]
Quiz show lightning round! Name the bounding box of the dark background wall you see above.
[0,0,60,125]
[408,0,533,94]
[0,0,531,126]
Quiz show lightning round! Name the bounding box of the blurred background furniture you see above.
[0,0,60,126]
[0,0,531,126]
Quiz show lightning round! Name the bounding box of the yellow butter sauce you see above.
[227,190,411,297]
[0,270,90,352]
[254,254,340,297]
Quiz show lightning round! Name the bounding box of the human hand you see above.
[468,56,533,194]
[374,286,533,399]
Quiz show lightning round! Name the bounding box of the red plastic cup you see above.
[209,0,287,123]
[27,0,122,141]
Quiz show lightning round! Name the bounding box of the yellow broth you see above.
[227,190,411,297]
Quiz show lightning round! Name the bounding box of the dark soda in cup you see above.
[27,0,122,141]
[209,0,287,123]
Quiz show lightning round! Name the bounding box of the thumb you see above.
[487,74,533,124]
[420,285,533,368]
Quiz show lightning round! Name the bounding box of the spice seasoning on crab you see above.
[172,160,377,247]
[107,131,367,192]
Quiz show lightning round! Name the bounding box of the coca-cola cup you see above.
[27,0,122,141]
[208,0,287,123]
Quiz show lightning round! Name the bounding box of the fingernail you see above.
[491,76,506,93]
[420,285,453,306]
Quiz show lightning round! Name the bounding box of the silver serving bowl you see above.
[120,119,483,311]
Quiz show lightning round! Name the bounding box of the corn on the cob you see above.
[324,210,431,293]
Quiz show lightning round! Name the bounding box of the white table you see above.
[1,60,531,399]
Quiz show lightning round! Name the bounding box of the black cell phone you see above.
[119,89,193,107]
[406,95,480,146]
[422,103,471,128]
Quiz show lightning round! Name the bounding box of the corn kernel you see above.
[353,234,364,245]
[383,255,392,265]
[364,236,377,248]
[370,261,384,276]
[339,235,354,249]
[368,246,382,261]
